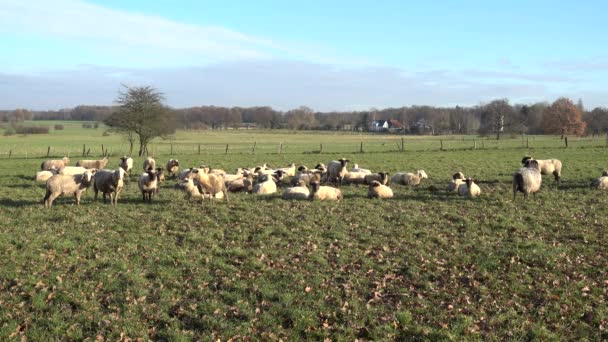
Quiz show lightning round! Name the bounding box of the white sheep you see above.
[253,174,278,195]
[327,158,350,186]
[77,158,109,170]
[59,166,89,176]
[590,170,608,189]
[138,168,159,202]
[143,157,156,172]
[35,169,58,182]
[282,180,310,200]
[364,172,390,185]
[343,171,367,186]
[165,159,179,178]
[277,163,297,177]
[458,178,481,198]
[367,180,394,199]
[351,163,372,174]
[41,157,70,171]
[43,170,96,208]
[447,172,466,192]
[309,181,343,201]
[391,170,428,186]
[227,173,254,193]
[93,168,126,206]
[187,168,228,203]
[521,156,562,182]
[513,160,542,200]
[290,170,322,187]
[179,178,224,200]
[119,156,133,174]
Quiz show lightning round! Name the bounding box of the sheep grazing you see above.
[513,160,542,200]
[143,157,156,172]
[282,180,311,200]
[43,170,96,208]
[309,181,343,201]
[367,180,394,199]
[77,157,109,170]
[41,157,70,171]
[351,163,372,174]
[227,173,254,193]
[343,171,367,186]
[327,158,350,186]
[391,170,428,186]
[521,156,562,182]
[59,166,89,176]
[277,163,297,177]
[35,169,58,182]
[119,156,133,174]
[138,167,159,202]
[187,168,229,203]
[458,178,481,198]
[364,172,390,185]
[590,170,608,189]
[93,168,126,206]
[447,172,466,192]
[253,174,278,195]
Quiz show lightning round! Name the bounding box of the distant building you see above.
[409,119,434,135]
[370,119,403,132]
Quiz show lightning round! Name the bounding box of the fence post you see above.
[564,137,568,148]
[225,144,229,155]
[440,140,443,151]
[198,144,201,155]
[252,141,256,154]
[473,140,477,150]
[360,141,363,153]
[47,146,51,157]
[278,142,283,154]
[320,143,323,153]
[86,148,91,156]
[82,144,86,157]
[9,150,12,159]
[482,140,485,149]
[401,137,405,152]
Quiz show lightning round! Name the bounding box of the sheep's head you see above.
[526,160,540,170]
[602,170,608,177]
[521,156,533,165]
[339,158,350,167]
[82,170,95,185]
[62,157,70,162]
[274,170,286,181]
[369,180,381,188]
[453,172,465,180]
[297,165,308,172]
[418,170,428,179]
[465,178,475,186]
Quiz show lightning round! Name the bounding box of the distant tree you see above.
[104,85,175,156]
[542,97,586,137]
[583,107,608,136]
[285,106,317,130]
[479,99,514,140]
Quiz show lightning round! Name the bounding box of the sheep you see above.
[447,172,466,192]
[43,170,96,208]
[223,168,245,184]
[138,168,159,202]
[93,168,126,206]
[521,156,562,182]
[282,180,310,200]
[187,168,229,203]
[590,170,608,189]
[458,178,481,198]
[35,169,58,182]
[143,157,156,172]
[351,163,372,174]
[309,181,342,201]
[209,168,227,177]
[77,157,109,170]
[119,156,133,174]
[364,172,390,185]
[164,159,179,178]
[290,169,322,187]
[178,178,225,201]
[277,163,297,177]
[253,174,278,195]
[176,168,194,181]
[59,166,89,176]
[227,173,254,193]
[513,160,542,200]
[253,165,276,176]
[327,158,350,186]
[41,157,69,171]
[367,180,394,199]
[343,171,367,186]
[391,170,428,186]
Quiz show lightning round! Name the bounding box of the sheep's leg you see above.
[103,192,107,204]
[75,193,81,205]
[44,190,52,208]
[553,171,560,183]
[94,186,99,201]
[142,192,146,202]
[47,192,60,208]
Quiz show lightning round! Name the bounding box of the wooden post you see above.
[564,137,568,148]
[101,144,105,157]
[47,146,51,157]
[198,144,201,155]
[278,142,283,154]
[360,141,363,153]
[82,144,86,157]
[252,141,257,153]
[401,137,405,152]
[225,144,229,155]
[473,140,477,150]
[320,143,323,153]
[9,150,12,159]
[440,140,444,151]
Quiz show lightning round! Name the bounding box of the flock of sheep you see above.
[34,154,608,208]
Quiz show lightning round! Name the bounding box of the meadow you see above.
[0,123,607,340]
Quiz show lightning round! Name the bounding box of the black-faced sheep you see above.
[41,157,70,171]
[119,156,133,174]
[77,157,109,170]
[367,180,393,199]
[447,172,466,192]
[590,170,608,189]
[364,172,389,185]
[227,173,254,193]
[290,170,322,187]
[309,181,342,201]
[94,168,126,206]
[327,158,350,186]
[521,156,562,182]
[343,171,367,186]
[513,160,542,200]
[253,174,278,195]
[138,168,159,202]
[43,169,96,208]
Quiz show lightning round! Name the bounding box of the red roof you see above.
[388,119,403,128]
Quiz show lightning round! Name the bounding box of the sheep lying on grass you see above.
[59,166,89,176]
[367,180,393,199]
[178,178,225,201]
[343,171,367,186]
[448,172,466,192]
[391,170,428,186]
[521,156,562,182]
[591,170,608,189]
[77,157,109,170]
[351,163,372,174]
[458,178,481,198]
[94,168,127,206]
[253,174,278,195]
[513,159,542,200]
[309,181,342,201]
[41,157,69,171]
[291,169,322,187]
[364,172,389,185]
[282,180,310,200]
[35,169,58,182]
[278,163,297,177]
[43,169,96,208]
[187,168,228,203]
[227,172,254,193]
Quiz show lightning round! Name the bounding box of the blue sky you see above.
[1,0,607,110]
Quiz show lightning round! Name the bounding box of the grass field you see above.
[0,124,607,340]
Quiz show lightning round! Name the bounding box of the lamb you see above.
[143,157,156,172]
[327,158,350,186]
[391,170,428,186]
[447,172,466,192]
[282,180,310,200]
[253,174,278,195]
[343,171,367,186]
[521,156,562,182]
[590,170,608,189]
[277,163,297,177]
[364,172,390,185]
[43,169,96,208]
[458,178,481,198]
[119,156,133,174]
[138,167,159,202]
[513,159,542,200]
[367,180,394,199]
[35,169,58,182]
[59,166,89,176]
[77,157,109,170]
[187,168,229,203]
[41,157,69,171]
[309,181,342,201]
[93,168,126,206]
[227,173,254,193]
[351,163,372,174]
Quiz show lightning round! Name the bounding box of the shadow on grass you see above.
[0,198,43,207]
